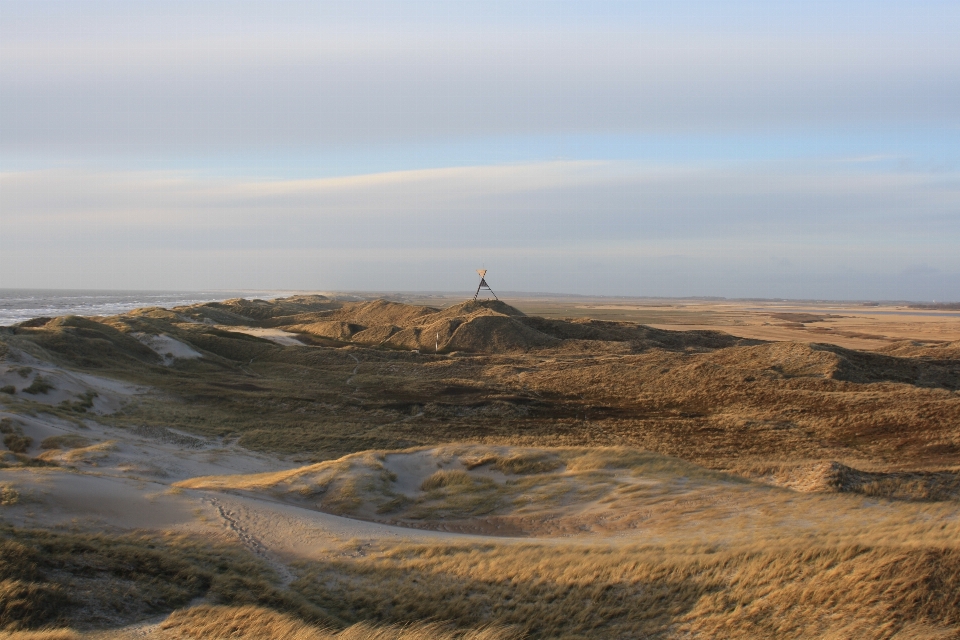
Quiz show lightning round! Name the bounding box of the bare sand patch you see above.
[133,333,202,365]
[214,326,307,347]
[3,294,960,638]
[0,470,197,531]
[0,355,141,415]
[176,444,960,540]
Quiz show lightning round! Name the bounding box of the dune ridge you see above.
[2,294,960,638]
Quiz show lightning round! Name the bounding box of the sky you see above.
[1,1,959,300]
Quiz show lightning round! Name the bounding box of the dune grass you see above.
[3,298,960,637]
[0,631,79,640]
[38,435,90,451]
[2,435,32,454]
[4,524,960,638]
[21,378,54,396]
[486,453,562,475]
[1,421,33,454]
[163,442,960,637]
[0,525,327,632]
[420,469,473,491]
[160,605,518,640]
[288,538,960,639]
[0,485,19,506]
[3,296,959,472]
[56,441,117,463]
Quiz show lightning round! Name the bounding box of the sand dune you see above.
[3,295,960,637]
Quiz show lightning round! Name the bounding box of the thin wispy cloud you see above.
[1,1,958,299]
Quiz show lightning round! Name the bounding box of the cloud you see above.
[2,160,959,297]
[2,2,959,299]
[3,161,958,237]
[2,4,959,153]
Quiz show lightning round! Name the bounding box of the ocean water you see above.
[0,289,294,327]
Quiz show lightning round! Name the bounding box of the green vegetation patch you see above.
[58,391,97,414]
[2,435,33,454]
[22,377,54,395]
[39,435,91,451]
[0,485,19,506]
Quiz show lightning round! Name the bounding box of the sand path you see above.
[193,489,573,566]
[1,359,554,577]
[345,352,361,387]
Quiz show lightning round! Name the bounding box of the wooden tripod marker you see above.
[473,269,499,301]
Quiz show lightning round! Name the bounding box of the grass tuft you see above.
[491,454,561,475]
[0,486,19,506]
[21,378,53,396]
[2,435,32,454]
[420,470,474,492]
[38,436,91,451]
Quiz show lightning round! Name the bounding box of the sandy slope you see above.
[4,361,960,639]
[0,355,553,562]
[0,352,144,415]
[5,372,959,557]
[199,492,538,561]
[133,332,202,365]
[4,298,960,637]
[214,325,307,347]
[3,332,959,557]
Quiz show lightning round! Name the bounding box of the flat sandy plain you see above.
[388,293,960,351]
[1,293,959,639]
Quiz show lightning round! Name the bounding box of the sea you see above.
[0,289,296,327]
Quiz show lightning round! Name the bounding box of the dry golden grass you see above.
[49,441,117,464]
[289,538,960,639]
[175,464,331,491]
[420,469,474,492]
[0,631,79,640]
[7,295,959,471]
[0,484,19,506]
[174,455,386,515]
[486,453,561,475]
[0,525,327,632]
[730,459,960,500]
[5,515,960,638]
[171,445,960,637]
[5,296,960,637]
[160,605,518,640]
